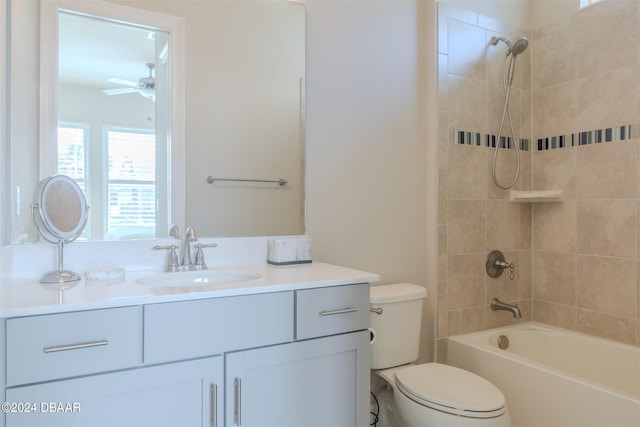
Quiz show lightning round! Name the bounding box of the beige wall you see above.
[175,1,305,237]
[305,0,436,361]
[438,0,640,354]
[530,0,581,28]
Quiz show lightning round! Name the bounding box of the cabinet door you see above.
[5,357,223,427]
[225,331,369,427]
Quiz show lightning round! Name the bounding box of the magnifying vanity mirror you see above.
[32,175,88,283]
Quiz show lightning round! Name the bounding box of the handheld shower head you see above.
[509,36,528,56]
[490,35,529,56]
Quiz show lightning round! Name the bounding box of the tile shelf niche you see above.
[509,190,564,203]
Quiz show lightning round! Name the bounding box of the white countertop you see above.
[0,262,380,318]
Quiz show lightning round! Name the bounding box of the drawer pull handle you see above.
[319,307,357,316]
[43,340,109,353]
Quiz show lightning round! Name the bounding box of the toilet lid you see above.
[394,363,506,417]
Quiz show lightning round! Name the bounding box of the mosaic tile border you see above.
[536,124,636,151]
[452,124,638,152]
[453,130,530,151]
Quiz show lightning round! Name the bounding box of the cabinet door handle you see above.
[234,377,242,426]
[210,383,217,427]
[319,307,357,316]
[43,339,109,353]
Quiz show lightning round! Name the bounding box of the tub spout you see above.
[491,298,522,318]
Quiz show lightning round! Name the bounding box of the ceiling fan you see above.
[103,63,155,101]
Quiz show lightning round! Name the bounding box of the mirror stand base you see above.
[40,270,81,284]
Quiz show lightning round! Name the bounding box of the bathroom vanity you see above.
[0,260,378,427]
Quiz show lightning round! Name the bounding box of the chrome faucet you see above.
[180,226,198,268]
[155,225,217,272]
[491,298,522,318]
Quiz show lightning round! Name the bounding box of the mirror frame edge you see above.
[39,0,58,179]
[1,0,7,246]
[38,0,186,240]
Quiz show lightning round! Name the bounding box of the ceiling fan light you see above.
[103,63,156,101]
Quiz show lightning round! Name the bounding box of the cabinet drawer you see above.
[144,291,293,364]
[6,306,142,386]
[295,283,369,340]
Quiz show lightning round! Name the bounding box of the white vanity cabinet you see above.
[2,282,371,427]
[224,283,370,427]
[225,331,369,427]
[4,306,223,427]
[6,356,223,427]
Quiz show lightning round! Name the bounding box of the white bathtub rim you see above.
[448,321,640,402]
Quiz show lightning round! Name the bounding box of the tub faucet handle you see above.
[486,250,515,280]
[494,259,515,280]
[494,259,511,269]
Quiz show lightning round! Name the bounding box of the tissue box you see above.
[268,236,312,265]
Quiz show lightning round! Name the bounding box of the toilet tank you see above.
[370,283,427,370]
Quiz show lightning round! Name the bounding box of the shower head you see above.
[490,35,529,56]
[509,37,528,55]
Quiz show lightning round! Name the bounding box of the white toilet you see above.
[370,283,510,427]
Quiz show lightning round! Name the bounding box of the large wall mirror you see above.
[8,0,305,244]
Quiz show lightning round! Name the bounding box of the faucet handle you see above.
[486,250,515,280]
[194,243,218,270]
[153,244,179,272]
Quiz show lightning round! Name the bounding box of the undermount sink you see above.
[136,269,261,287]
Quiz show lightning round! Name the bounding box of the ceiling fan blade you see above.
[103,87,138,95]
[107,77,138,87]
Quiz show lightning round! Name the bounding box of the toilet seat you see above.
[394,363,507,419]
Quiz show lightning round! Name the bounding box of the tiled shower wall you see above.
[437,0,640,357]
[530,0,639,345]
[436,2,534,358]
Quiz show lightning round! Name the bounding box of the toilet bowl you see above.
[370,283,510,427]
[374,363,510,427]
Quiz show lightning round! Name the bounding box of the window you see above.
[57,123,90,239]
[106,128,157,239]
[56,124,161,240]
[57,123,87,191]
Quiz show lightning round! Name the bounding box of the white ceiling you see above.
[58,12,159,89]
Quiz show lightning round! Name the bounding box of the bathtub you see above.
[447,322,640,427]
